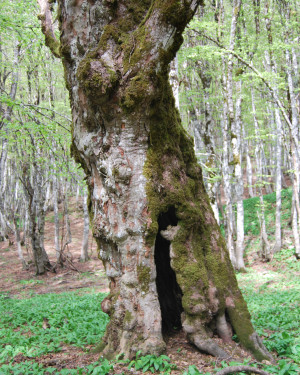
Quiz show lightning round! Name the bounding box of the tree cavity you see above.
[154,206,183,333]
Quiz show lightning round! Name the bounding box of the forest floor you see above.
[0,200,299,374]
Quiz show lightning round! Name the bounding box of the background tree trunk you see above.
[0,41,20,240]
[274,108,282,253]
[80,188,90,262]
[52,0,271,361]
[233,81,245,271]
[52,160,61,261]
[21,161,51,275]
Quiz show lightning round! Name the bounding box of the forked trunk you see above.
[51,0,271,361]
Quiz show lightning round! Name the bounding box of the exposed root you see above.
[188,333,229,359]
[216,313,233,343]
[249,333,274,363]
[215,365,271,375]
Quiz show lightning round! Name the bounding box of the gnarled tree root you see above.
[215,365,271,375]
[183,311,274,362]
[187,329,273,362]
[188,333,229,359]
[248,333,274,362]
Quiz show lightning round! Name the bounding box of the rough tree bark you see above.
[38,0,271,361]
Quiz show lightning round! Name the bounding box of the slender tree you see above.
[80,188,90,262]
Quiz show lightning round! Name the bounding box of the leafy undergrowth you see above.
[243,188,292,236]
[236,247,300,374]
[220,188,293,240]
[0,358,114,375]
[128,351,177,373]
[0,197,299,374]
[0,292,109,363]
[1,269,299,374]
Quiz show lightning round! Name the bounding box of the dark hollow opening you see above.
[154,206,183,333]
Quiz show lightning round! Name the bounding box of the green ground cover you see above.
[0,292,108,364]
[0,191,299,374]
[0,261,298,374]
[243,188,292,236]
[236,249,300,375]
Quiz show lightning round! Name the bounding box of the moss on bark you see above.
[142,72,269,359]
[57,0,270,362]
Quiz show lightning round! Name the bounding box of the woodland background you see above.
[0,0,299,374]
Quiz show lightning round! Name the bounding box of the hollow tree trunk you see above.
[39,0,272,361]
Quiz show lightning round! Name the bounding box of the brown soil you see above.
[0,201,109,297]
[0,201,258,374]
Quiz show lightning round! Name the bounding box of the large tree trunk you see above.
[43,0,271,361]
